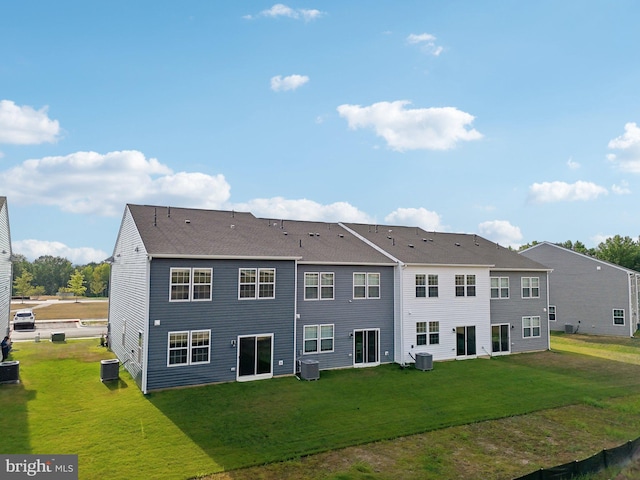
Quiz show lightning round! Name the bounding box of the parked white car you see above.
[13,308,36,330]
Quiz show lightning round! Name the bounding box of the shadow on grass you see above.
[0,380,36,453]
[101,378,129,390]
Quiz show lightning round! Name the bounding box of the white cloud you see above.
[567,156,580,169]
[383,207,446,231]
[0,100,61,145]
[246,4,324,21]
[13,239,108,264]
[612,180,631,195]
[337,100,482,151]
[528,180,608,203]
[607,122,640,172]
[406,33,443,56]
[478,220,523,248]
[0,150,231,216]
[230,197,371,223]
[270,74,310,92]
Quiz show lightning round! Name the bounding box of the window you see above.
[170,268,190,301]
[168,330,210,366]
[192,269,212,300]
[523,316,541,338]
[170,267,212,302]
[416,321,439,345]
[416,322,427,345]
[239,269,256,298]
[304,324,334,353]
[353,272,380,299]
[168,331,189,365]
[190,330,211,364]
[613,309,625,325]
[305,272,334,300]
[259,269,275,298]
[522,277,540,298]
[429,321,440,344]
[239,268,276,299]
[549,305,556,321]
[456,275,476,297]
[491,277,509,299]
[428,274,439,297]
[416,275,426,298]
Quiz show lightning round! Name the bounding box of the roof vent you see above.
[185,219,191,224]
[408,244,414,248]
[230,224,235,229]
[455,242,460,246]
[338,234,344,238]
[309,232,315,237]
[283,232,288,235]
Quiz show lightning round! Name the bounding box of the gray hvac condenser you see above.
[100,359,119,382]
[299,359,319,380]
[565,324,574,334]
[415,352,433,371]
[0,361,20,384]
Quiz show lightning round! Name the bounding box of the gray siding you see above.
[146,258,295,391]
[296,265,395,369]
[489,270,549,353]
[0,200,10,336]
[108,208,149,389]
[521,244,635,336]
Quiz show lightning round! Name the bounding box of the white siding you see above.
[108,207,150,390]
[401,265,491,363]
[0,200,11,336]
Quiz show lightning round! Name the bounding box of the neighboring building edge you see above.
[0,197,12,337]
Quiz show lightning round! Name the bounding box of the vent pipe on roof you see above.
[299,239,302,248]
[153,208,157,227]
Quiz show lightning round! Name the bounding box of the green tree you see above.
[13,270,35,301]
[595,235,640,271]
[67,269,87,301]
[32,255,74,295]
[91,263,110,297]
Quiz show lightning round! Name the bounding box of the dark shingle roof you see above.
[128,205,393,264]
[343,223,549,270]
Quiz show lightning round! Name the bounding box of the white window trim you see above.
[304,272,334,301]
[549,305,556,322]
[239,268,276,300]
[167,330,211,367]
[429,321,440,345]
[613,308,625,326]
[490,276,510,299]
[522,316,541,338]
[521,277,540,299]
[353,272,381,299]
[415,274,427,298]
[169,267,212,302]
[303,324,335,354]
[428,274,439,298]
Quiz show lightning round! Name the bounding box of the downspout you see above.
[142,255,151,394]
[546,270,551,351]
[293,259,298,375]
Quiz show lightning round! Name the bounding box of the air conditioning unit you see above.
[51,332,66,342]
[0,361,20,384]
[415,352,433,371]
[100,359,120,382]
[299,359,319,381]
[565,324,574,334]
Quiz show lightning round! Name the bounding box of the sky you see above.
[1,1,640,265]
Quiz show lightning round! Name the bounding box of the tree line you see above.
[519,235,640,272]
[11,254,110,298]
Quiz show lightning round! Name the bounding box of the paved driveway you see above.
[11,319,107,342]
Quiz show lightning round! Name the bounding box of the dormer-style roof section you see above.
[127,204,300,259]
[259,219,396,265]
[343,223,549,270]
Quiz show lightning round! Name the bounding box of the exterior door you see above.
[354,329,379,366]
[456,326,476,357]
[237,334,273,381]
[492,324,510,355]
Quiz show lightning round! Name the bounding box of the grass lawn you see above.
[10,300,108,321]
[1,336,640,480]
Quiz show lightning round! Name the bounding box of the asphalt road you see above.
[10,320,108,342]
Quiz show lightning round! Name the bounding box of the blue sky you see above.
[1,1,640,264]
